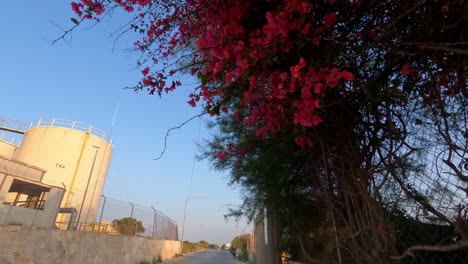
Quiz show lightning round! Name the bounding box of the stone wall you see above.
[0,226,181,264]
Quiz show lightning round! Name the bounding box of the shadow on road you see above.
[164,249,243,264]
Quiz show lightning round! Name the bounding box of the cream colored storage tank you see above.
[13,119,112,225]
[0,133,18,159]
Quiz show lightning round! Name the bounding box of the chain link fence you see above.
[249,94,467,263]
[374,147,467,263]
[55,190,178,241]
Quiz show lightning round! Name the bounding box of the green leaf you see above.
[212,105,220,115]
[200,74,209,85]
[71,18,79,25]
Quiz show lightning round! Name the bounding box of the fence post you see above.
[160,216,165,240]
[97,195,106,232]
[151,206,157,238]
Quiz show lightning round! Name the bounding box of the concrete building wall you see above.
[0,226,181,264]
[0,174,14,205]
[0,175,65,229]
[13,126,112,223]
[0,156,58,230]
[0,155,45,183]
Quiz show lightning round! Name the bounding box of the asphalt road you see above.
[164,249,243,264]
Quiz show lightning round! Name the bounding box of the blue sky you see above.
[0,1,249,245]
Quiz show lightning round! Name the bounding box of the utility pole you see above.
[181,195,207,252]
[76,145,100,224]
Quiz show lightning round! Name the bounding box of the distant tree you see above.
[231,235,249,254]
[209,243,219,249]
[112,217,145,235]
[198,240,210,248]
[182,240,211,253]
[231,234,251,261]
[221,244,227,250]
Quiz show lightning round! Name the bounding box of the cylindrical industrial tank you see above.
[13,119,112,225]
[0,133,18,159]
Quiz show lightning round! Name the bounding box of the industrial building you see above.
[0,117,112,228]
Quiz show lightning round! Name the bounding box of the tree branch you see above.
[51,18,84,45]
[391,239,468,260]
[153,111,207,160]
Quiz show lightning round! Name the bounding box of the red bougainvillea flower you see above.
[368,31,378,39]
[324,13,337,28]
[72,0,359,151]
[71,2,84,17]
[94,2,105,15]
[401,63,415,75]
[217,151,228,160]
[138,0,151,6]
[341,70,354,81]
[141,67,150,76]
[295,136,306,148]
[188,99,196,107]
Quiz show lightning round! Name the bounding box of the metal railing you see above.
[0,117,30,133]
[30,118,109,141]
[0,132,16,145]
[3,199,46,210]
[56,221,116,233]
[0,117,110,142]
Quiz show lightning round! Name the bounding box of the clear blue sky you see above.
[0,1,249,245]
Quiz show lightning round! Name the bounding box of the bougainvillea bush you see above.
[70,0,467,262]
[70,0,465,152]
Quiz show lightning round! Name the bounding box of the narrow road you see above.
[164,249,243,264]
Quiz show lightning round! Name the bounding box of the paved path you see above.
[164,249,243,264]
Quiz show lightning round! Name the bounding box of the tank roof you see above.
[0,117,110,142]
[30,118,110,141]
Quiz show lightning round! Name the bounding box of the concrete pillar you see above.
[254,210,266,264]
[266,203,281,264]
